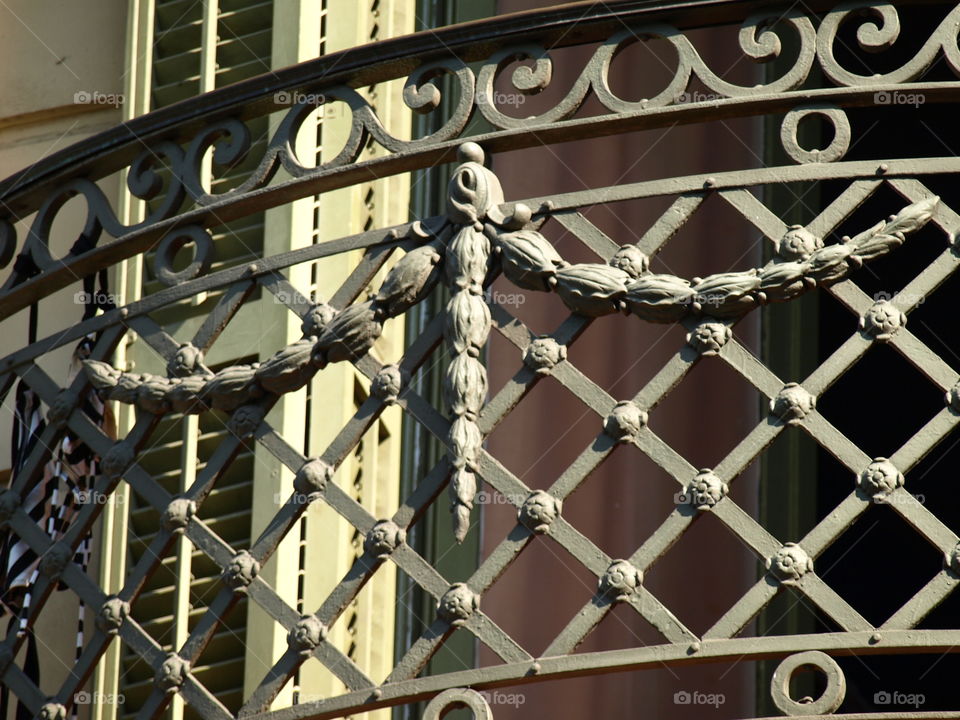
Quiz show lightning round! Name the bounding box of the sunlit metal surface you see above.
[1,2,960,718]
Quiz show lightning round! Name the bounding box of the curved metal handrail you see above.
[247,629,960,720]
[3,0,959,320]
[1,2,959,719]
[0,0,833,215]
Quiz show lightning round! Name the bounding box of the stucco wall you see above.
[0,1,127,714]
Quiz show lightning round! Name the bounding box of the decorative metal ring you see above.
[780,105,851,164]
[770,650,846,716]
[153,225,214,286]
[422,688,493,720]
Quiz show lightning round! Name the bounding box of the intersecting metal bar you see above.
[800,414,872,474]
[882,571,960,630]
[889,491,960,554]
[5,6,960,717]
[801,493,869,558]
[890,408,960,471]
[720,188,787,242]
[805,180,883,239]
[636,193,706,256]
[799,574,873,632]
[550,211,621,259]
[703,577,779,640]
[633,344,699,411]
[193,279,258,351]
[328,242,402,311]
[126,314,182,361]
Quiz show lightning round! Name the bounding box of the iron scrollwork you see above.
[82,142,936,543]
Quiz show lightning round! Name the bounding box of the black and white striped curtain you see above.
[0,266,116,718]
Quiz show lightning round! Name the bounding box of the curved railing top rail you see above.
[0,0,836,218]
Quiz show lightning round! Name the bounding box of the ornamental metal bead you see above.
[155,654,189,693]
[686,319,731,356]
[96,596,130,635]
[372,364,406,405]
[859,301,906,341]
[301,303,336,337]
[946,382,960,414]
[38,703,66,720]
[46,390,77,427]
[364,520,406,559]
[287,615,327,655]
[604,401,648,442]
[947,542,960,575]
[161,498,196,533]
[770,383,816,425]
[523,337,567,374]
[599,559,643,601]
[778,225,823,261]
[101,440,135,479]
[168,343,208,377]
[609,245,650,279]
[228,404,266,438]
[689,469,728,510]
[767,543,813,583]
[0,490,19,528]
[518,491,562,533]
[222,550,260,591]
[437,583,479,626]
[293,458,333,495]
[858,457,904,500]
[38,544,72,579]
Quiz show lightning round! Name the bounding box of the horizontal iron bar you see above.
[249,629,960,720]
[0,0,854,218]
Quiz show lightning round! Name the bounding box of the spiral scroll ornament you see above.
[3,4,955,313]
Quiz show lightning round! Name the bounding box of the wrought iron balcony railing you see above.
[1,1,960,718]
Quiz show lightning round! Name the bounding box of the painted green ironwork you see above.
[1,2,960,719]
